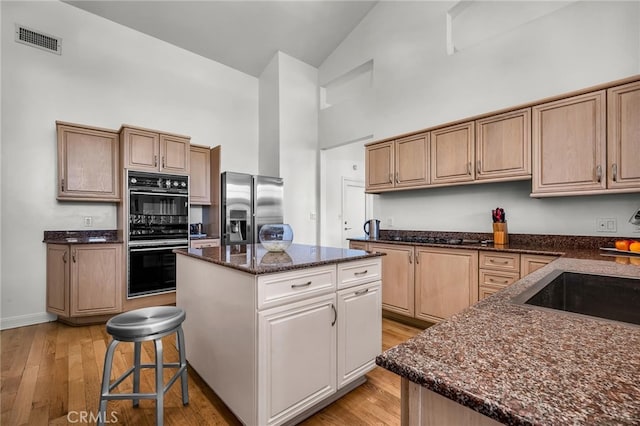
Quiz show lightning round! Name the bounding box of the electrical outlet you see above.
[596,217,616,232]
[310,212,317,220]
[386,217,393,227]
[83,216,93,227]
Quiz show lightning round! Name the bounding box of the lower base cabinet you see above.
[414,248,479,323]
[368,243,415,316]
[46,243,122,320]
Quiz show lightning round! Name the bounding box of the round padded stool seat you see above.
[107,306,186,340]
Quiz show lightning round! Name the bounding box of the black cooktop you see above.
[383,236,480,245]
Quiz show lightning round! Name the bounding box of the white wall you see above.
[277,53,319,245]
[258,55,280,177]
[319,0,640,237]
[1,1,259,328]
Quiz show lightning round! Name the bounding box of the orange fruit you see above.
[615,240,632,251]
[630,241,640,252]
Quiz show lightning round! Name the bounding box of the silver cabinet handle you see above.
[408,252,412,264]
[596,165,602,182]
[61,178,65,192]
[467,162,472,175]
[291,281,312,289]
[388,173,393,183]
[416,252,419,264]
[395,172,399,183]
[354,270,368,276]
[355,288,369,296]
[72,250,76,263]
[331,304,337,326]
[162,156,166,168]
[488,277,509,284]
[612,164,618,182]
[62,251,67,263]
[489,259,508,264]
[154,155,158,167]
[476,160,481,175]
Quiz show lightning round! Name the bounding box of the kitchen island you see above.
[175,243,384,426]
[376,257,640,425]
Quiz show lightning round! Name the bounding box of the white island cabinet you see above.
[176,244,382,426]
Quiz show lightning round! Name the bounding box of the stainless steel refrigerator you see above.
[221,172,284,245]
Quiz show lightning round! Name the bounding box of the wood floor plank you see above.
[1,318,422,425]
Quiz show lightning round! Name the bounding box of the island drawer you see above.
[337,259,381,289]
[257,265,337,310]
[479,251,520,272]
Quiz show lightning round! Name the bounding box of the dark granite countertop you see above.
[43,230,123,244]
[350,231,640,263]
[175,243,383,275]
[376,257,640,425]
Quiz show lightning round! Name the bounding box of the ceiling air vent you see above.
[15,24,62,55]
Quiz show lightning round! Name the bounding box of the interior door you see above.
[341,179,365,248]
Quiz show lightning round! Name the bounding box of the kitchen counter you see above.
[175,243,383,274]
[376,257,640,424]
[43,229,123,244]
[349,231,638,262]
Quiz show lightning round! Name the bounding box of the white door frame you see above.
[341,178,367,245]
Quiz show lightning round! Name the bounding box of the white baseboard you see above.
[1,312,56,330]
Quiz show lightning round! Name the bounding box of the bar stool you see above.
[98,306,189,426]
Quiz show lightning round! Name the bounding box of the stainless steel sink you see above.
[512,270,640,326]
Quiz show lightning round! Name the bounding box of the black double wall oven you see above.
[127,171,188,298]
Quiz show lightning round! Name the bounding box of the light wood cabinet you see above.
[478,251,520,300]
[520,254,557,277]
[395,133,430,188]
[121,126,190,174]
[430,122,475,185]
[189,238,220,249]
[47,243,122,320]
[349,241,369,251]
[189,144,211,205]
[414,248,478,323]
[365,141,394,191]
[475,108,531,181]
[532,91,607,195]
[369,243,415,316]
[56,122,120,201]
[607,81,640,189]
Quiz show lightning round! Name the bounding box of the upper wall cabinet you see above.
[365,133,430,192]
[121,126,190,175]
[607,81,640,189]
[430,122,475,185]
[189,144,211,205]
[475,108,531,181]
[56,122,120,202]
[532,91,606,196]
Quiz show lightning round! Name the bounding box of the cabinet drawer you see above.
[337,258,381,289]
[257,265,336,310]
[479,251,520,272]
[190,238,220,249]
[479,269,520,289]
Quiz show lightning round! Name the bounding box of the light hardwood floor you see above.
[1,318,423,425]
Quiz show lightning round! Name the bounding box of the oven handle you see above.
[129,245,188,252]
[129,190,188,197]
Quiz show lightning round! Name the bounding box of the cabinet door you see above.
[121,127,160,172]
[608,81,640,189]
[414,248,478,323]
[337,281,381,389]
[46,244,69,316]
[520,254,557,278]
[258,293,337,426]
[395,133,430,188]
[532,91,606,195]
[189,144,211,205]
[475,108,531,181]
[369,243,414,316]
[430,122,475,184]
[57,123,120,201]
[160,134,190,174]
[70,244,122,316]
[365,141,394,192]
